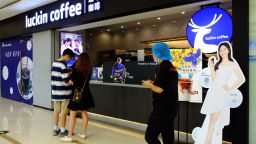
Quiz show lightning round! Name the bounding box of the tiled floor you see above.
[0,97,147,144]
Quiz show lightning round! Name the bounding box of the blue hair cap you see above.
[152,42,172,60]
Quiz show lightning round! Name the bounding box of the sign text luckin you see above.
[25,0,101,28]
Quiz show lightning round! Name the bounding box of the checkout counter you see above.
[88,62,204,134]
[89,81,152,124]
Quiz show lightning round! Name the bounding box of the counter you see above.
[89,80,204,133]
[89,80,152,124]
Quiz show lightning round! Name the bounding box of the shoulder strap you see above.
[81,76,88,92]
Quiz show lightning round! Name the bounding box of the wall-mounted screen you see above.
[60,32,83,67]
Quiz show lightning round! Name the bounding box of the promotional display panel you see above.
[60,32,83,67]
[103,61,157,84]
[192,42,246,144]
[171,48,202,103]
[1,35,33,104]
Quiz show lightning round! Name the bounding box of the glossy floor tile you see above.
[0,97,147,144]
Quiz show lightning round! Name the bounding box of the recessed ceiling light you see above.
[153,25,156,27]
[157,17,161,20]
[121,26,124,29]
[181,11,185,15]
[137,21,141,25]
[107,29,111,32]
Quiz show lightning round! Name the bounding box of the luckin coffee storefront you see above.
[0,0,250,143]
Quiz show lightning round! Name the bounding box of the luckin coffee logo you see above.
[25,11,48,28]
[25,0,101,28]
[25,2,82,28]
[188,14,222,53]
[186,7,232,53]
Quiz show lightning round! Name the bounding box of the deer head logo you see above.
[189,14,222,53]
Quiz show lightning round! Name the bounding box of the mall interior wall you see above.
[32,30,54,109]
[86,16,190,66]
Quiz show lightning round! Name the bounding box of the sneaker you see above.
[59,130,68,137]
[78,133,86,139]
[60,136,72,143]
[53,129,60,136]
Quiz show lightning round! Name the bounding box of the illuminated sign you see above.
[88,0,101,12]
[25,0,101,28]
[186,7,232,53]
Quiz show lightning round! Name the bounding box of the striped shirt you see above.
[51,61,72,101]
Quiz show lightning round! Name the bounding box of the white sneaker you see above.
[60,136,72,143]
[78,133,86,139]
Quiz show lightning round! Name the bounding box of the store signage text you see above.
[25,0,101,28]
[2,43,12,48]
[186,7,232,53]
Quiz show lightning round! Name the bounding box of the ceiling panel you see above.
[0,0,57,21]
[0,0,20,9]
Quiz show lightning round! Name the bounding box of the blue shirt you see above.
[112,63,125,77]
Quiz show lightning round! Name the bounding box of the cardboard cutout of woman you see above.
[193,41,245,144]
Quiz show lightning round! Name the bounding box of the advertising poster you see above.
[170,48,202,103]
[60,32,83,67]
[1,35,33,104]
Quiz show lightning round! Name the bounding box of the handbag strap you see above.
[80,76,88,92]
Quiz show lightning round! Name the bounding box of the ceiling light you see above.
[157,17,161,20]
[153,25,156,27]
[107,29,111,32]
[137,21,141,25]
[121,26,124,29]
[181,11,185,15]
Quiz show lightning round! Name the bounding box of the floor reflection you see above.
[0,97,146,144]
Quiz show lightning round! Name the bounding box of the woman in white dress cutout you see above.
[199,41,245,144]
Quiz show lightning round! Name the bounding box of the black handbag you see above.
[72,77,87,103]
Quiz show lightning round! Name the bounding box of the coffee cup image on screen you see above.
[16,56,33,100]
[60,32,83,67]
